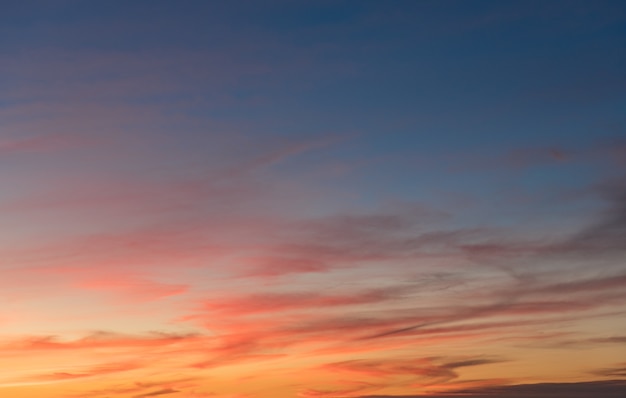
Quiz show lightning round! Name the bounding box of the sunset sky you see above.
[1,1,626,397]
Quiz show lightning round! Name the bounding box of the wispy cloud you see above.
[133,389,180,398]
[592,363,626,378]
[12,361,140,383]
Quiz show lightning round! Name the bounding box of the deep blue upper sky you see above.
[2,0,625,211]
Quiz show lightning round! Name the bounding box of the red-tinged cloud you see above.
[188,310,493,369]
[178,263,626,366]
[3,331,202,352]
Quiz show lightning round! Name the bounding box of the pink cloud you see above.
[2,331,202,352]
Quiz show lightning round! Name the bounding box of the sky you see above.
[1,0,625,397]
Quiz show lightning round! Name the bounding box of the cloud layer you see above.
[1,1,625,397]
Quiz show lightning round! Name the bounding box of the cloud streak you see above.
[362,380,626,398]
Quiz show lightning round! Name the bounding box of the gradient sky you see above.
[1,1,626,397]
